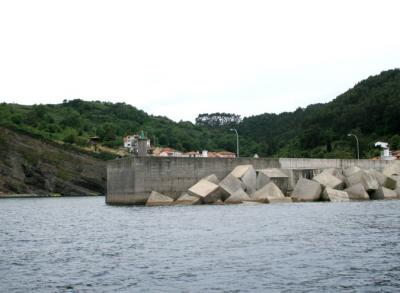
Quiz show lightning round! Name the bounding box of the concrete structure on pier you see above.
[106,157,391,205]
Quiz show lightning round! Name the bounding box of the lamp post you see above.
[347,133,359,160]
[230,128,239,158]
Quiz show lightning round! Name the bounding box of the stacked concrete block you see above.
[313,171,345,190]
[343,166,362,177]
[291,178,322,202]
[230,165,257,195]
[202,174,219,185]
[252,182,292,204]
[371,187,398,200]
[322,188,350,202]
[344,183,370,200]
[174,193,202,205]
[219,174,245,201]
[146,191,174,206]
[225,189,251,204]
[367,169,397,190]
[256,168,289,194]
[345,170,379,192]
[323,168,346,182]
[188,179,221,204]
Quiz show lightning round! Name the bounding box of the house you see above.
[123,134,151,155]
[207,151,236,158]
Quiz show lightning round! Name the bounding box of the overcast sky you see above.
[0,0,399,122]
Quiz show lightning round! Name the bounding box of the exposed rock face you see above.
[230,165,257,195]
[322,188,350,202]
[219,174,244,200]
[256,168,289,194]
[202,174,219,185]
[313,171,344,190]
[188,179,221,204]
[291,178,322,202]
[0,127,106,196]
[146,191,174,206]
[174,193,201,205]
[224,189,251,204]
[251,182,291,203]
[344,183,370,200]
[371,187,398,200]
[345,170,379,192]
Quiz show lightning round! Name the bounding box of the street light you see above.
[347,133,359,160]
[230,128,239,158]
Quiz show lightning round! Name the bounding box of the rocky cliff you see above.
[0,127,106,196]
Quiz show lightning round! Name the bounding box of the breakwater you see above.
[106,157,390,205]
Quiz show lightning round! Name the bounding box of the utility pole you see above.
[230,128,239,158]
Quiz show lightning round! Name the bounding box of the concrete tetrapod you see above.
[367,169,397,190]
[224,189,251,204]
[230,165,257,195]
[371,186,398,200]
[251,182,292,203]
[174,193,202,205]
[188,179,221,204]
[256,168,289,194]
[313,171,345,190]
[291,178,322,202]
[344,183,370,200]
[202,174,219,185]
[219,174,245,201]
[146,191,174,206]
[346,170,379,192]
[322,188,350,202]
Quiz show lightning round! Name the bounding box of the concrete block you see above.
[188,179,221,204]
[371,186,398,200]
[322,188,350,202]
[212,199,224,205]
[291,178,322,202]
[346,170,379,191]
[174,193,202,205]
[219,174,245,200]
[383,161,400,177]
[146,191,174,206]
[224,189,251,204]
[256,168,289,194]
[343,166,362,177]
[202,174,219,185]
[251,182,291,203]
[323,168,346,182]
[230,165,257,194]
[367,169,397,190]
[344,183,369,200]
[313,171,345,190]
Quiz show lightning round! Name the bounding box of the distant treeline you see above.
[0,69,399,158]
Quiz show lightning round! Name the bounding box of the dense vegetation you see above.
[0,69,399,159]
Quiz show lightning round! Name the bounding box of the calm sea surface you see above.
[1,197,399,292]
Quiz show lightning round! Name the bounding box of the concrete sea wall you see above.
[106,157,390,205]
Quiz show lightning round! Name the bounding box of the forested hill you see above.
[0,69,399,159]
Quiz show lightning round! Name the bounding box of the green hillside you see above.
[0,69,399,158]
